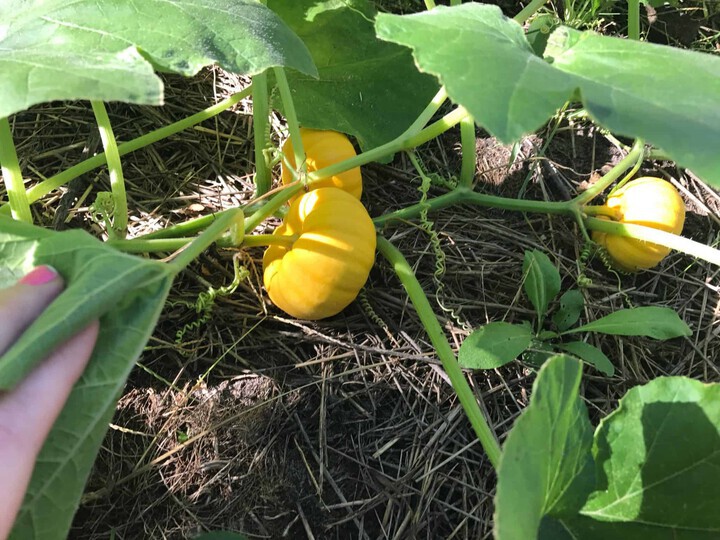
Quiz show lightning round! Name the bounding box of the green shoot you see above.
[90,101,128,239]
[0,117,32,223]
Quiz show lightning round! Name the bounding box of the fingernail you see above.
[19,265,59,286]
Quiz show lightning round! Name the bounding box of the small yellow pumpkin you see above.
[281,128,362,200]
[263,187,376,320]
[590,177,685,272]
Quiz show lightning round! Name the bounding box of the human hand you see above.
[0,266,98,539]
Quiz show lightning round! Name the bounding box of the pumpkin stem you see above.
[240,234,297,249]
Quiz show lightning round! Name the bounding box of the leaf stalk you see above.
[377,236,501,469]
[91,101,128,239]
[252,72,272,197]
[585,217,720,268]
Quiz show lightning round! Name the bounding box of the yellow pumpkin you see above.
[590,177,685,272]
[263,187,376,320]
[281,128,362,200]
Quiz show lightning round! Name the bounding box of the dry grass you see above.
[5,15,720,539]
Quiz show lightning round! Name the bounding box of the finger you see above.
[0,266,64,355]
[0,321,99,539]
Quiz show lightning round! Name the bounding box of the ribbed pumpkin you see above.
[591,177,686,272]
[263,187,376,320]
[281,128,362,200]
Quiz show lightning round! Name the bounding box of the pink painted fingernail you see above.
[19,265,59,286]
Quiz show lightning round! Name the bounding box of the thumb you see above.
[0,266,64,355]
[0,266,98,539]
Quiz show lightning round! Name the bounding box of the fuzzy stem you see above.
[142,210,235,240]
[0,117,32,223]
[583,205,621,219]
[608,145,644,197]
[108,237,193,253]
[586,217,720,267]
[243,183,304,233]
[459,115,476,188]
[90,101,127,239]
[572,140,645,206]
[374,187,574,226]
[406,86,449,136]
[0,86,253,215]
[308,107,469,184]
[252,72,271,197]
[424,0,436,9]
[167,209,244,272]
[239,233,296,249]
[109,231,292,254]
[377,236,501,469]
[515,0,549,24]
[274,67,307,185]
[627,0,640,40]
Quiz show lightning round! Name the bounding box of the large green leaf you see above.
[458,322,532,369]
[542,515,720,540]
[566,306,691,339]
[503,367,720,539]
[0,0,317,117]
[544,26,720,187]
[375,5,571,145]
[267,0,438,150]
[495,355,594,540]
[579,377,720,535]
[375,4,720,186]
[0,217,174,540]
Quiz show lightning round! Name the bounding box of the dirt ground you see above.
[5,2,719,539]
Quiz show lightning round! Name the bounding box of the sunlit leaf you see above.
[581,377,720,533]
[566,307,691,339]
[1,0,316,117]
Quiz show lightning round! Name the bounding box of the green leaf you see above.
[375,5,720,186]
[552,289,584,331]
[1,217,174,540]
[558,341,614,376]
[580,377,720,535]
[458,322,533,369]
[495,355,594,540]
[522,250,561,323]
[375,5,571,144]
[544,26,720,186]
[1,0,317,117]
[566,307,691,339]
[268,0,439,150]
[542,515,720,539]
